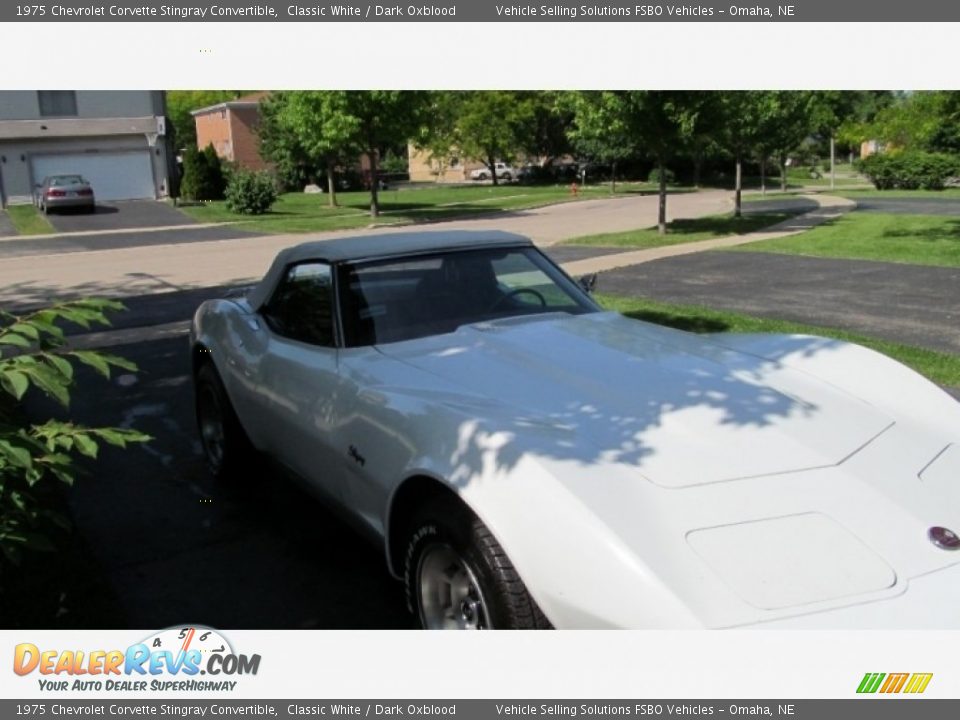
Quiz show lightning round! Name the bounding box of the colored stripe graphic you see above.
[904,673,934,694]
[880,673,909,693]
[857,673,886,693]
[857,672,933,694]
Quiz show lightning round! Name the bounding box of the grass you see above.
[839,188,960,200]
[4,205,54,235]
[731,212,960,268]
[562,212,800,248]
[597,294,960,388]
[179,182,675,234]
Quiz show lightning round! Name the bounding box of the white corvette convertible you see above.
[190,230,960,630]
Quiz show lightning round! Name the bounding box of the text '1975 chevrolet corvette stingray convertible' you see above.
[190,230,960,629]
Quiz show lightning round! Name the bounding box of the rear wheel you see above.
[195,361,254,481]
[403,498,551,630]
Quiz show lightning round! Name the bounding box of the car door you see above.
[257,261,349,502]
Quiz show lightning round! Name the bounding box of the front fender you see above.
[711,332,960,436]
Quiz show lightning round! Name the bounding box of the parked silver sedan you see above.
[34,175,96,214]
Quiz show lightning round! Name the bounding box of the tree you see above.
[810,91,896,187]
[522,91,574,167]
[454,91,537,186]
[855,92,960,154]
[564,91,638,194]
[756,91,821,193]
[409,92,463,182]
[714,92,777,217]
[342,91,430,216]
[179,143,225,201]
[259,92,360,207]
[571,92,710,233]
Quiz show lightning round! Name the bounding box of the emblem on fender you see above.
[929,526,960,550]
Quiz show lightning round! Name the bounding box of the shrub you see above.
[858,151,960,191]
[225,170,278,215]
[180,144,226,201]
[648,167,676,185]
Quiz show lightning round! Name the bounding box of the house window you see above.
[37,91,78,117]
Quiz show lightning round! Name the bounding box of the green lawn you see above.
[839,188,960,200]
[4,205,54,235]
[563,212,799,248]
[179,182,674,234]
[732,211,960,267]
[597,294,960,388]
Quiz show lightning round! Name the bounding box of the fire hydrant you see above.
[569,182,579,196]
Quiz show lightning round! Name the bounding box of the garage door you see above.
[31,151,155,201]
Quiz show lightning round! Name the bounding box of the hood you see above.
[378,312,894,487]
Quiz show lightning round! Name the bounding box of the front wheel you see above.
[403,499,551,630]
[194,361,254,481]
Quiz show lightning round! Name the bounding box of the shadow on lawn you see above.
[880,219,960,242]
[620,307,730,334]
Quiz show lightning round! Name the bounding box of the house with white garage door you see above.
[0,91,172,207]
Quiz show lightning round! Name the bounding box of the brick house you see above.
[191,92,270,171]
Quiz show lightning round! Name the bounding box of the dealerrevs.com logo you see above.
[857,672,933,694]
[13,626,261,692]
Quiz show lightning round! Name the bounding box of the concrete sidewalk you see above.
[562,194,855,277]
[0,190,733,305]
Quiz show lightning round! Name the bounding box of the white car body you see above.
[190,231,960,629]
[470,162,517,181]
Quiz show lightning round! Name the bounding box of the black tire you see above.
[194,361,254,482]
[501,173,512,181]
[403,497,551,630]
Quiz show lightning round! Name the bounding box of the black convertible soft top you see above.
[246,230,532,309]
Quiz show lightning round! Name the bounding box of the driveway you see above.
[16,329,410,629]
[598,250,960,355]
[853,197,960,215]
[43,199,196,233]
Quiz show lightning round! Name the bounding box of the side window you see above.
[264,262,335,346]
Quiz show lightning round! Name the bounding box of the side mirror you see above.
[578,273,598,294]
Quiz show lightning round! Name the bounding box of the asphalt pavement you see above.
[21,332,411,630]
[597,250,960,355]
[44,199,198,233]
[852,197,960,215]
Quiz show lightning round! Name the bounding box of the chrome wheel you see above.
[417,543,492,629]
[198,384,226,473]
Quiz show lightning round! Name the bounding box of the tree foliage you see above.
[180,143,226,201]
[259,91,427,215]
[0,300,150,568]
[258,92,361,206]
[449,91,538,186]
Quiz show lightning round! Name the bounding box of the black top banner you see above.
[2,0,954,22]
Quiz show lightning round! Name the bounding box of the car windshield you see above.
[49,175,86,186]
[339,246,598,346]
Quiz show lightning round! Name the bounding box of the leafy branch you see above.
[0,299,151,566]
